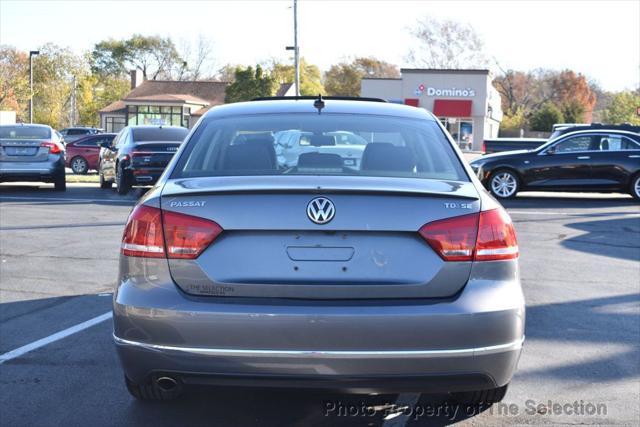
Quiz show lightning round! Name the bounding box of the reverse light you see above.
[419,208,518,262]
[40,141,63,154]
[121,205,222,259]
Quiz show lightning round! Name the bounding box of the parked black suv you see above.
[99,125,189,194]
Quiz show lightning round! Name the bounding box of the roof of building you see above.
[400,68,491,75]
[100,81,295,115]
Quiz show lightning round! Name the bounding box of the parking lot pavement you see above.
[1,184,639,426]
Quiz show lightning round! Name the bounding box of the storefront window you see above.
[126,105,187,127]
[440,118,474,151]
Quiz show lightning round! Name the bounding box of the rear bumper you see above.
[0,158,64,182]
[113,258,525,392]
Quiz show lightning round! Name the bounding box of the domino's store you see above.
[361,69,503,151]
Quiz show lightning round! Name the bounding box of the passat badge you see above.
[170,200,206,207]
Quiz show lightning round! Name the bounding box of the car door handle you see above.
[577,156,590,160]
[629,155,640,158]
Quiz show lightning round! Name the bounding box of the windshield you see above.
[171,113,468,181]
[0,126,51,139]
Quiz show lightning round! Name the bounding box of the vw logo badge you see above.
[306,197,335,225]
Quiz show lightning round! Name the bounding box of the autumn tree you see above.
[269,58,324,95]
[549,70,596,122]
[324,57,400,96]
[224,65,276,103]
[0,46,29,121]
[406,18,488,69]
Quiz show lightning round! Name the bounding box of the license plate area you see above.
[4,146,38,156]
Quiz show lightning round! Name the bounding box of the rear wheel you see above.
[450,384,509,406]
[630,173,640,200]
[53,172,66,191]
[489,169,519,199]
[116,163,131,195]
[124,376,181,401]
[70,156,88,174]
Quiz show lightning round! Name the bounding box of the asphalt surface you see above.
[0,182,639,426]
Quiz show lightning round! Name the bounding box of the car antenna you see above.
[313,94,325,114]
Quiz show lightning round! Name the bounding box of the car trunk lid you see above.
[130,141,181,169]
[160,176,480,300]
[0,139,52,162]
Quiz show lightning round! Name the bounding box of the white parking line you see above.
[0,311,112,364]
[382,393,421,427]
[0,196,133,204]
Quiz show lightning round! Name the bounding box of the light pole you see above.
[293,0,299,96]
[29,50,39,124]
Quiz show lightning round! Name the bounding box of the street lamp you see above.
[285,0,300,96]
[29,50,40,124]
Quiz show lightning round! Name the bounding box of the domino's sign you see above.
[415,84,476,98]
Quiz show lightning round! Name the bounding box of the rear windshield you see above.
[0,126,51,139]
[171,113,468,181]
[132,127,188,142]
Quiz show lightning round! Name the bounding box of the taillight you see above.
[418,213,477,261]
[121,205,165,258]
[162,210,222,259]
[474,208,519,261]
[121,205,222,259]
[419,208,518,262]
[41,141,62,154]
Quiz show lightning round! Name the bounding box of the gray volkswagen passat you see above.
[113,97,524,403]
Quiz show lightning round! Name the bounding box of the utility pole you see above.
[293,0,300,96]
[71,75,77,127]
[29,50,40,123]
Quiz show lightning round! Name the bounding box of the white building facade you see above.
[361,69,503,151]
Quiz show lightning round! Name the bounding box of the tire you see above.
[451,384,509,406]
[124,376,181,401]
[489,169,520,199]
[70,156,88,175]
[53,172,66,191]
[99,166,112,189]
[630,173,640,200]
[116,163,131,195]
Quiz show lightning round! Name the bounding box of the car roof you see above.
[202,99,436,121]
[126,125,186,130]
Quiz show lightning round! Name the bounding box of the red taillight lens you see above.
[419,208,518,262]
[162,210,222,259]
[121,205,223,259]
[474,208,519,261]
[40,141,62,154]
[121,205,165,258]
[419,213,478,262]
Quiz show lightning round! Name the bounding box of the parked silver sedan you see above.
[113,97,524,404]
[0,124,66,190]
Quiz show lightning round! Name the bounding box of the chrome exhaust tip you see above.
[156,376,178,392]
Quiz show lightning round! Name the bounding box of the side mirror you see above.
[100,141,111,149]
[546,146,556,155]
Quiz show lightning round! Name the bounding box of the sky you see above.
[1,0,639,91]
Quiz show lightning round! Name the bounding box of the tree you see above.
[602,91,640,125]
[324,57,400,96]
[406,18,488,69]
[224,65,276,103]
[560,100,586,124]
[176,35,216,80]
[530,102,564,132]
[91,34,184,80]
[269,58,324,95]
[0,46,29,120]
[550,70,596,122]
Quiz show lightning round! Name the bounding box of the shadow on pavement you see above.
[561,216,640,261]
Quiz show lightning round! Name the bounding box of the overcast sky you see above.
[1,0,638,91]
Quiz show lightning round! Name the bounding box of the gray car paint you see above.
[113,99,524,393]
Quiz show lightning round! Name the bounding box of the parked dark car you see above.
[59,127,102,143]
[482,138,547,154]
[99,125,189,194]
[470,129,640,199]
[65,133,116,174]
[549,123,640,140]
[0,124,66,190]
